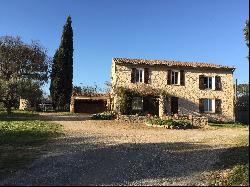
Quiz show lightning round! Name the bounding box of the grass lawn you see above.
[209,122,249,129]
[209,135,249,186]
[0,111,63,181]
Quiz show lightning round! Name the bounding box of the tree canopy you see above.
[50,16,73,111]
[243,20,249,59]
[0,36,49,114]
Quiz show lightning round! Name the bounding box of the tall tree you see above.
[0,36,49,114]
[50,16,73,110]
[243,20,249,59]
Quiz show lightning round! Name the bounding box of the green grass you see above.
[209,135,249,186]
[0,109,39,120]
[0,119,63,180]
[38,111,75,116]
[209,122,249,129]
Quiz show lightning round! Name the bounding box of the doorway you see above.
[171,97,178,114]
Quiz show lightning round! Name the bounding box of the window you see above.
[203,76,215,90]
[171,70,180,85]
[135,68,144,83]
[132,97,143,110]
[203,99,215,113]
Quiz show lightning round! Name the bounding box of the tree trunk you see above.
[6,104,12,115]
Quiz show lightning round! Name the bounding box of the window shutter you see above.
[144,68,149,84]
[215,99,222,114]
[180,70,185,86]
[199,99,204,113]
[167,70,171,85]
[215,76,222,90]
[131,68,136,83]
[199,75,204,90]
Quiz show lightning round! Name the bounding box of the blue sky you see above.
[0,0,249,94]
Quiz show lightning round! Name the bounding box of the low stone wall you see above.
[190,115,208,127]
[116,114,147,123]
[117,114,208,128]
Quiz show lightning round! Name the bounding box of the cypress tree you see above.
[50,16,73,111]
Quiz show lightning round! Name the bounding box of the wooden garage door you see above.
[74,100,107,114]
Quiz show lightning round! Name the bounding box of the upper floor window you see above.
[131,68,149,84]
[199,75,221,90]
[204,77,214,89]
[167,70,185,86]
[171,70,180,85]
[135,68,144,83]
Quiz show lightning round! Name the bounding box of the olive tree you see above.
[0,36,50,114]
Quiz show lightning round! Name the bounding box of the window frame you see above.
[132,97,143,110]
[203,76,215,90]
[203,98,215,113]
[135,68,144,83]
[171,70,180,85]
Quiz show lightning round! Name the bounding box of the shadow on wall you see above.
[2,138,248,186]
[165,93,233,122]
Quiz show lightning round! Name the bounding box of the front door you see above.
[171,97,178,114]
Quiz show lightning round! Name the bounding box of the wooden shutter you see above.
[131,68,136,83]
[180,70,185,86]
[167,70,172,85]
[199,99,204,113]
[215,76,222,90]
[199,75,204,90]
[215,99,222,114]
[144,68,149,84]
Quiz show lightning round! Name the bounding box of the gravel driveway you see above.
[1,115,248,186]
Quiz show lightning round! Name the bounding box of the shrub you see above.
[146,117,192,129]
[91,112,115,120]
[119,88,133,115]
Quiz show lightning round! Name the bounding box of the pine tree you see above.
[50,16,73,110]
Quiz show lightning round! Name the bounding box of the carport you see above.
[70,94,110,114]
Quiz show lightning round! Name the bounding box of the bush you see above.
[119,88,133,115]
[91,112,115,120]
[146,117,193,129]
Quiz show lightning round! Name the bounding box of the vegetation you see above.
[209,135,249,186]
[243,20,249,59]
[146,117,193,129]
[91,111,115,120]
[0,114,62,180]
[119,88,133,115]
[50,16,73,111]
[209,122,248,128]
[0,36,49,114]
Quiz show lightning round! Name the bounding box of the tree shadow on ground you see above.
[2,135,248,186]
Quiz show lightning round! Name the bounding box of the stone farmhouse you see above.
[111,58,236,122]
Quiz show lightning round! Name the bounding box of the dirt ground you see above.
[1,115,248,186]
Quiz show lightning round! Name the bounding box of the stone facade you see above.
[19,98,30,110]
[111,58,235,122]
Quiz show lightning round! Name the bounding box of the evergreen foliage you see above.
[119,88,133,115]
[50,16,73,111]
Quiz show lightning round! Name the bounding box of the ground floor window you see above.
[132,97,143,110]
[203,99,215,113]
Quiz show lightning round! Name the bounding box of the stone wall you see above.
[111,60,235,122]
[19,99,29,110]
[190,115,208,127]
[117,114,208,128]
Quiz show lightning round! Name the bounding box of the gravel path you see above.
[0,116,248,186]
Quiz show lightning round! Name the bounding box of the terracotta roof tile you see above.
[113,58,235,70]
